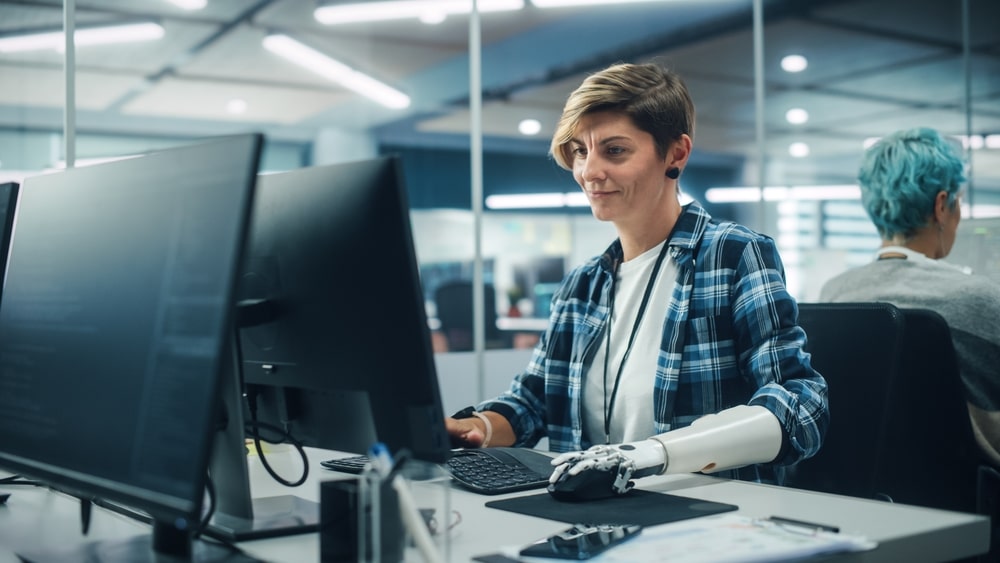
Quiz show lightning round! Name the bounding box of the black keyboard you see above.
[321,447,555,495]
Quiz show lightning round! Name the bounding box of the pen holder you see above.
[319,459,451,563]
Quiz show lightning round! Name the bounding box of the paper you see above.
[520,513,877,563]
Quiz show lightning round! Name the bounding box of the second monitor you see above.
[237,156,452,464]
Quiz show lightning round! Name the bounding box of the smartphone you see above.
[519,523,642,560]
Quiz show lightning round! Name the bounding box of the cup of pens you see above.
[320,443,452,563]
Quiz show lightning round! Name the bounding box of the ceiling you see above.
[1,0,999,195]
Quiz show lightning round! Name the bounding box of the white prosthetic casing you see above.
[649,405,783,474]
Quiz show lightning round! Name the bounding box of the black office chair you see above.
[791,304,997,562]
[785,302,905,500]
[870,308,984,510]
[433,280,509,352]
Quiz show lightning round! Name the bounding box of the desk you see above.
[0,448,989,562]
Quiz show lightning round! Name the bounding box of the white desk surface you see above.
[0,447,989,562]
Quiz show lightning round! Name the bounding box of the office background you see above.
[1,0,998,351]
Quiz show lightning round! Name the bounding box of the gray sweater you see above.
[819,257,1000,411]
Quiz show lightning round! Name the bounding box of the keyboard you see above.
[321,447,555,495]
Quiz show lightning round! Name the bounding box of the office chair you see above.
[871,308,983,510]
[791,304,997,562]
[433,280,509,352]
[785,302,905,500]
[875,308,998,562]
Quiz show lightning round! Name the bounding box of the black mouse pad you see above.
[484,489,737,527]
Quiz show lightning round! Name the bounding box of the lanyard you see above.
[603,240,670,444]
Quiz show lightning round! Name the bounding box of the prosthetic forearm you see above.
[649,404,783,474]
[549,405,783,497]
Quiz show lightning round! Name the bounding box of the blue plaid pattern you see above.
[481,202,829,484]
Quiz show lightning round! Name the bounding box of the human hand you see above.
[444,416,488,448]
[549,441,667,496]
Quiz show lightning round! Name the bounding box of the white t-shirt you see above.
[583,241,677,445]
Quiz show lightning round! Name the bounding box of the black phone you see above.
[519,523,642,560]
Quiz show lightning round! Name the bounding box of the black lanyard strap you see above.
[603,240,671,444]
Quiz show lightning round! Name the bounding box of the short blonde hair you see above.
[550,62,695,170]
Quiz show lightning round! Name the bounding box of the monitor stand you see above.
[203,334,320,541]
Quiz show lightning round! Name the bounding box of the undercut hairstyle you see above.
[549,62,695,170]
[858,127,966,240]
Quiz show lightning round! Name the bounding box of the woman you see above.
[820,127,1000,467]
[446,62,828,495]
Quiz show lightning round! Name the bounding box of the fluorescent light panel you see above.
[486,190,694,210]
[486,193,581,209]
[705,185,861,203]
[533,0,670,6]
[315,0,524,25]
[164,0,207,10]
[0,22,164,53]
[263,34,410,110]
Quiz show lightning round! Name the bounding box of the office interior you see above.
[2,0,999,360]
[4,0,1000,417]
[1,1,999,561]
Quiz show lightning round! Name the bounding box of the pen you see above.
[392,474,444,563]
[368,442,394,478]
[766,515,840,534]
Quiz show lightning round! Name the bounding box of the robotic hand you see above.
[548,441,667,498]
[547,405,784,500]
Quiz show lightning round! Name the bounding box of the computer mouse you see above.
[547,469,627,502]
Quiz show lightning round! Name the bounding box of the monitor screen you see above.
[236,156,450,464]
[204,156,451,542]
[0,134,262,559]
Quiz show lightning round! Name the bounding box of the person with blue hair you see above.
[820,126,1000,466]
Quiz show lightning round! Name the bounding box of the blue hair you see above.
[858,127,965,240]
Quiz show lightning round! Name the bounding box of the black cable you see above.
[195,471,217,537]
[244,419,309,487]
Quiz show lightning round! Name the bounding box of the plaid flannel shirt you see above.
[481,202,829,484]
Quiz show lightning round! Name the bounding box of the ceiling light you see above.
[518,119,542,136]
[164,0,207,9]
[314,0,524,25]
[785,108,809,125]
[263,34,410,110]
[486,190,693,210]
[0,22,165,53]
[419,11,447,24]
[780,54,808,73]
[226,98,248,115]
[533,0,666,6]
[705,185,860,203]
[788,142,810,158]
[486,193,570,209]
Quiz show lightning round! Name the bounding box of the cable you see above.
[244,418,309,487]
[195,471,217,537]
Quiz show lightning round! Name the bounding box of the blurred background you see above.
[2,0,998,355]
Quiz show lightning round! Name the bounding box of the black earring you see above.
[666,167,680,180]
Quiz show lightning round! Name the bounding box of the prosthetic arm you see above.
[549,405,783,496]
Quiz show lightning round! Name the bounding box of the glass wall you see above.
[0,0,995,358]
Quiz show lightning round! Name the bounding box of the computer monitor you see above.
[205,156,452,541]
[0,134,262,561]
[0,182,19,278]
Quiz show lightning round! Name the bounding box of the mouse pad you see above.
[485,489,737,527]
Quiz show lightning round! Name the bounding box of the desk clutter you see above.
[479,513,876,563]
